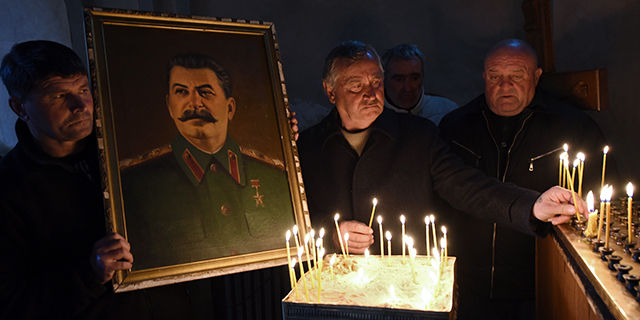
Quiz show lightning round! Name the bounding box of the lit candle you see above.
[597,186,607,241]
[297,247,309,303]
[410,247,417,283]
[368,198,378,228]
[432,247,441,296]
[319,228,325,250]
[334,213,347,257]
[559,152,567,186]
[286,231,294,288]
[440,237,446,275]
[317,248,324,303]
[365,248,370,264]
[564,158,581,222]
[304,234,315,289]
[344,233,350,258]
[290,258,299,298]
[401,215,406,264]
[441,226,448,266]
[386,231,392,267]
[292,225,301,252]
[430,215,437,253]
[425,216,431,261]
[378,215,384,258]
[315,238,322,283]
[605,185,613,248]
[577,152,585,198]
[585,191,599,237]
[310,229,316,279]
[628,182,634,243]
[329,253,336,280]
[601,146,609,191]
[422,288,432,310]
[563,144,569,187]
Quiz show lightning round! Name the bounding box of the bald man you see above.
[439,39,613,319]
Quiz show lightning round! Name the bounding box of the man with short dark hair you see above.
[120,52,294,268]
[0,40,194,319]
[297,40,587,261]
[439,38,613,319]
[382,43,457,125]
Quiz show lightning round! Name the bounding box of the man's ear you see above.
[9,97,28,121]
[227,97,236,121]
[323,82,336,104]
[534,68,543,86]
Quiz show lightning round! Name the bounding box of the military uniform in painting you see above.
[121,134,294,270]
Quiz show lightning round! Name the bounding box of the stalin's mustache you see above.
[178,108,218,123]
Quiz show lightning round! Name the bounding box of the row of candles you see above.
[285,201,449,303]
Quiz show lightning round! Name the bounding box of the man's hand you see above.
[333,220,374,254]
[89,233,133,284]
[533,186,588,225]
[290,111,299,141]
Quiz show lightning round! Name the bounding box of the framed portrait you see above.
[84,7,311,292]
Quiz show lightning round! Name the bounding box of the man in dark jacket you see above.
[0,40,197,319]
[297,40,587,264]
[438,38,613,320]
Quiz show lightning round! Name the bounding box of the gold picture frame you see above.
[84,7,311,292]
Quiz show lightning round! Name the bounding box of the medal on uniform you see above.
[252,179,264,207]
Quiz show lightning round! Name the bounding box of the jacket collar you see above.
[317,107,399,150]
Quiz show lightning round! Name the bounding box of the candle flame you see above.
[628,182,634,198]
[441,237,446,249]
[400,215,405,224]
[406,236,414,248]
[334,213,339,221]
[310,229,315,238]
[573,159,579,168]
[298,246,304,257]
[600,185,608,201]
[563,157,569,168]
[441,226,447,234]
[344,233,349,242]
[425,216,429,225]
[292,225,298,235]
[319,228,325,238]
[319,248,325,259]
[373,198,377,206]
[291,258,297,268]
[365,248,370,259]
[587,190,594,212]
[286,230,291,241]
[330,253,336,266]
[316,238,321,248]
[563,143,568,152]
[559,152,567,160]
[432,248,440,262]
[386,231,392,240]
[304,233,310,244]
[410,248,417,259]
[377,215,382,224]
[604,146,609,154]
[430,215,435,223]
[606,185,613,202]
[577,152,585,161]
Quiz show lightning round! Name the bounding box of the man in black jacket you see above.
[297,40,587,264]
[438,38,613,320]
[0,40,197,319]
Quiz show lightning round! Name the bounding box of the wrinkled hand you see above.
[333,220,374,254]
[89,233,133,284]
[290,111,299,141]
[533,186,588,225]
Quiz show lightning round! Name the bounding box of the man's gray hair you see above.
[322,41,382,90]
[381,43,425,75]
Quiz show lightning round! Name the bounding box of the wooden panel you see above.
[538,69,609,111]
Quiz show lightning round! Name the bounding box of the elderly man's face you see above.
[483,47,542,116]
[384,57,423,110]
[167,66,235,150]
[16,75,94,145]
[324,53,384,131]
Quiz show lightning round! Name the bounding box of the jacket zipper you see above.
[528,146,565,171]
[482,110,533,298]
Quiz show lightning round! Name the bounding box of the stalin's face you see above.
[167,66,236,152]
